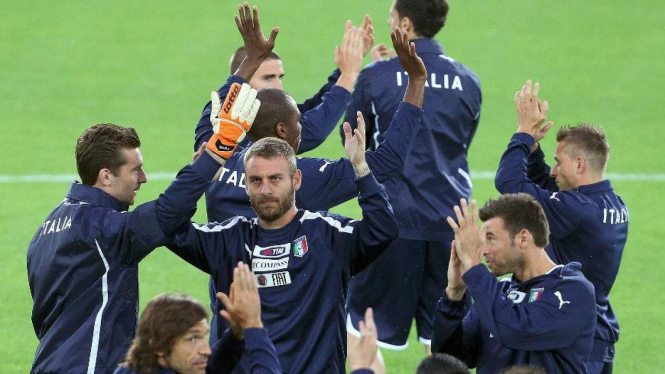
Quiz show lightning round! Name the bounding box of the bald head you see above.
[248,89,300,143]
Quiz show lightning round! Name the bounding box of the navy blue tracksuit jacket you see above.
[27,153,222,374]
[167,173,398,374]
[495,133,628,362]
[432,263,596,374]
[342,38,482,241]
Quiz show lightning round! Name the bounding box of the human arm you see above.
[208,263,282,374]
[295,23,365,153]
[462,264,596,350]
[430,293,478,369]
[194,3,277,151]
[348,308,379,372]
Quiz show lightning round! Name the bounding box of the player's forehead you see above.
[245,155,290,177]
[256,58,284,76]
[120,147,143,168]
[481,217,507,237]
[183,319,209,336]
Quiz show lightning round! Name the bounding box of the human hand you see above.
[348,308,379,371]
[343,111,369,178]
[370,43,395,62]
[192,142,206,162]
[445,240,467,300]
[446,199,483,274]
[217,262,263,340]
[234,2,278,62]
[335,23,364,90]
[207,83,260,159]
[515,79,553,144]
[359,14,375,57]
[391,26,426,82]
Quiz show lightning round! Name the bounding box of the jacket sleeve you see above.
[107,151,222,265]
[327,173,398,275]
[297,69,340,113]
[194,75,246,151]
[463,264,596,351]
[340,71,375,150]
[527,144,559,191]
[297,85,351,154]
[206,328,245,374]
[494,133,584,239]
[431,294,479,369]
[244,328,282,374]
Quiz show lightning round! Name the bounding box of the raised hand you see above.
[445,240,467,300]
[359,14,375,57]
[446,199,483,274]
[348,308,379,371]
[217,262,263,340]
[335,24,364,91]
[515,79,554,145]
[370,43,396,62]
[234,2,278,60]
[391,26,426,82]
[343,111,369,178]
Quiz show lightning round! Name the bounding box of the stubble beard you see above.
[251,187,295,223]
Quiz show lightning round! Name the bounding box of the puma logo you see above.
[554,291,570,309]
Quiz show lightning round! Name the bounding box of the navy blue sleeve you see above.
[297,69,340,113]
[463,264,596,350]
[431,294,478,368]
[244,328,282,374]
[340,70,374,149]
[527,144,558,191]
[297,85,351,154]
[332,173,398,275]
[206,328,244,374]
[495,133,583,239]
[295,102,422,212]
[194,75,246,151]
[107,151,222,265]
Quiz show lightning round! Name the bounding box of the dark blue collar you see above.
[576,179,614,194]
[66,182,130,212]
[411,38,445,55]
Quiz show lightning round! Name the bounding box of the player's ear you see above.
[575,156,586,175]
[400,16,413,33]
[292,169,302,191]
[275,122,288,141]
[97,168,113,186]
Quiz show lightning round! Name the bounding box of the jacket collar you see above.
[411,38,445,55]
[66,182,130,212]
[576,179,614,194]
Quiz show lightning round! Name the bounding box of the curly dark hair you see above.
[395,0,449,38]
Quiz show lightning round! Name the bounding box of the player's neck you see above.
[514,249,557,282]
[259,206,298,230]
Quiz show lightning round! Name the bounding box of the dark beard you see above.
[251,188,295,223]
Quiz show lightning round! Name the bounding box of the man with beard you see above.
[166,119,398,373]
[431,195,596,374]
[197,25,427,344]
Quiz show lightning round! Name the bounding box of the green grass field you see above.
[2,0,664,372]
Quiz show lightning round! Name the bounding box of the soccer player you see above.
[196,22,427,342]
[165,120,398,374]
[342,0,482,365]
[114,263,281,374]
[26,9,269,370]
[495,80,628,373]
[431,195,596,374]
[218,15,374,154]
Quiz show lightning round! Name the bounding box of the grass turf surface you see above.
[1,0,664,372]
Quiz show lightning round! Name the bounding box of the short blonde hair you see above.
[244,138,297,176]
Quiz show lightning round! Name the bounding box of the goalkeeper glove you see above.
[207,83,260,159]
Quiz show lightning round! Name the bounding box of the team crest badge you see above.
[528,288,544,302]
[293,235,309,257]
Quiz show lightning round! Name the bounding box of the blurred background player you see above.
[495,80,628,373]
[343,0,482,370]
